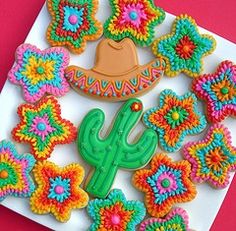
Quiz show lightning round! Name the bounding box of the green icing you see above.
[0,163,18,187]
[78,98,158,198]
[220,87,229,95]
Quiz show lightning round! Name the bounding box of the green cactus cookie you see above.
[77,98,158,198]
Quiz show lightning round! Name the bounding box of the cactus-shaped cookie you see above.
[78,98,158,198]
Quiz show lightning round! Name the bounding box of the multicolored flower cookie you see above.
[104,0,165,46]
[30,161,88,222]
[183,124,236,188]
[132,154,197,217]
[0,140,35,201]
[152,14,216,77]
[87,189,146,230]
[143,89,207,152]
[192,60,236,123]
[46,0,103,54]
[140,207,190,231]
[12,96,77,160]
[8,44,70,103]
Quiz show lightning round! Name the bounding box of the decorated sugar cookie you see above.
[46,0,103,54]
[152,14,216,77]
[8,44,70,103]
[12,96,77,160]
[103,0,165,46]
[143,89,207,152]
[192,60,236,123]
[87,189,146,230]
[78,98,158,198]
[30,161,88,222]
[183,124,236,188]
[65,38,165,101]
[140,207,190,231]
[0,140,35,201]
[132,154,197,217]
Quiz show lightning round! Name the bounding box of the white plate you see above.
[0,1,236,230]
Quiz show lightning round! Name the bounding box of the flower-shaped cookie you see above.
[104,0,165,46]
[30,161,88,222]
[8,44,70,103]
[152,14,216,77]
[140,207,190,231]
[133,154,197,217]
[183,124,236,188]
[192,60,236,123]
[0,140,35,201]
[87,189,146,230]
[46,0,103,54]
[143,89,207,152]
[12,96,77,160]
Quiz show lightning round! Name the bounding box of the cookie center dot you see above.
[37,122,46,131]
[161,178,170,188]
[54,185,64,194]
[36,66,45,74]
[220,87,229,95]
[111,214,120,225]
[69,14,78,25]
[0,170,8,179]
[171,112,180,120]
[129,11,138,20]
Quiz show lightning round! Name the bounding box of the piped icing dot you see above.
[36,122,46,131]
[0,170,9,179]
[36,66,45,74]
[220,87,229,95]
[129,11,138,20]
[68,14,78,25]
[171,111,180,120]
[161,178,171,188]
[111,214,121,225]
[130,102,142,112]
[54,185,64,194]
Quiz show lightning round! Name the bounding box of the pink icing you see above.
[69,15,78,25]
[54,185,64,194]
[111,214,120,225]
[156,172,177,194]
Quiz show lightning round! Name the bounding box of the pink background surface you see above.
[0,0,236,230]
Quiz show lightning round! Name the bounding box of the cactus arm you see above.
[119,129,158,169]
[77,109,105,167]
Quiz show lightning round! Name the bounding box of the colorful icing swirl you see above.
[12,96,77,160]
[0,140,35,201]
[8,44,70,103]
[30,161,88,222]
[46,0,103,54]
[133,154,197,217]
[152,14,216,77]
[183,124,236,188]
[103,0,165,46]
[143,89,207,152]
[192,60,236,122]
[87,189,146,230]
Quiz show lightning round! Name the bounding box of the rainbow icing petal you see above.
[152,14,216,77]
[192,60,236,122]
[87,189,146,230]
[0,140,35,201]
[30,161,89,222]
[140,207,190,231]
[12,96,77,160]
[133,154,197,217]
[8,44,70,103]
[143,89,207,152]
[104,0,165,46]
[46,0,103,54]
[183,124,236,188]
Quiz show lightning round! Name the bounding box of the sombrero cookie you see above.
[77,98,158,198]
[143,89,207,152]
[103,0,165,47]
[46,0,103,54]
[192,60,236,123]
[132,154,197,217]
[65,38,165,101]
[140,207,190,231]
[12,96,77,161]
[30,161,88,222]
[8,44,70,103]
[152,14,216,77]
[0,140,35,201]
[87,189,146,230]
[183,124,236,189]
